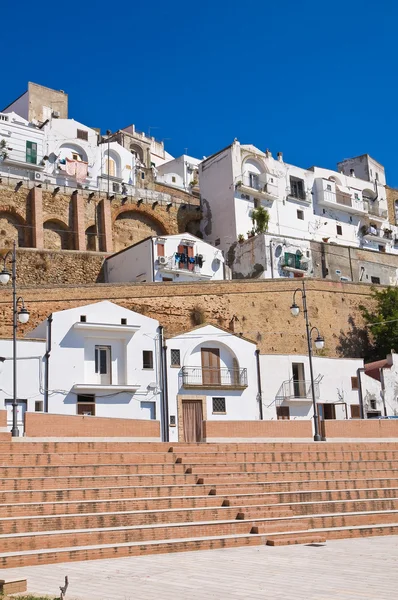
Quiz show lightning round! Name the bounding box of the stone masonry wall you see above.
[0,279,376,358]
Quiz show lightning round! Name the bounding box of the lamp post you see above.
[290,280,324,442]
[0,241,30,437]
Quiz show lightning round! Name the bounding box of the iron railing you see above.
[181,366,248,388]
[275,379,320,405]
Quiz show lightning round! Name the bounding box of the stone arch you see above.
[112,207,169,253]
[328,175,342,185]
[43,219,72,250]
[85,224,98,251]
[0,209,28,248]
[129,143,145,163]
[242,157,265,176]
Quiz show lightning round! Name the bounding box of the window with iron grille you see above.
[77,129,88,141]
[212,397,226,413]
[170,349,180,367]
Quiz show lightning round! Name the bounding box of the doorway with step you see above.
[182,400,203,442]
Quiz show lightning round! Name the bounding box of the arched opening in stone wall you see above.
[85,225,98,251]
[129,143,145,164]
[43,220,72,250]
[185,218,203,238]
[113,210,166,252]
[0,211,28,249]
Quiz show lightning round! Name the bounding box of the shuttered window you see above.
[26,141,37,164]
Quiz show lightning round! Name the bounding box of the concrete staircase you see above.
[1,440,398,567]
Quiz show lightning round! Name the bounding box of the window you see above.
[371,276,380,284]
[370,398,377,411]
[35,401,43,412]
[80,315,87,322]
[121,318,127,325]
[336,225,342,236]
[351,405,361,419]
[143,350,154,369]
[95,346,111,380]
[326,184,332,191]
[292,363,306,398]
[77,394,95,416]
[26,141,37,164]
[378,245,386,253]
[212,397,226,414]
[354,193,359,200]
[141,172,145,180]
[375,172,379,181]
[170,349,181,367]
[157,243,165,257]
[249,172,259,189]
[289,176,305,200]
[277,406,290,420]
[297,210,304,220]
[77,129,88,141]
[105,158,116,177]
[112,182,120,193]
[172,176,176,183]
[215,238,221,246]
[351,376,359,390]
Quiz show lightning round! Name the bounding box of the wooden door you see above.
[201,348,221,385]
[182,400,203,442]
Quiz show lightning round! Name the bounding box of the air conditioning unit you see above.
[158,256,168,265]
[34,172,44,181]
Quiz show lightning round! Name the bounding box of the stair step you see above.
[266,533,327,546]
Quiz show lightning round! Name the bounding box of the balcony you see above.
[364,202,388,222]
[360,226,391,245]
[281,253,309,274]
[237,175,278,201]
[275,379,320,406]
[181,366,248,390]
[157,257,213,279]
[316,186,366,215]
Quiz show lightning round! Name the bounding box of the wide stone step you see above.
[185,460,398,473]
[175,450,398,463]
[0,505,294,534]
[198,469,398,484]
[0,532,268,569]
[0,452,177,466]
[0,463,187,477]
[287,498,398,516]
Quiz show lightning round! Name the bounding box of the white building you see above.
[105,233,225,284]
[199,141,396,278]
[0,112,45,183]
[165,325,260,442]
[260,354,363,422]
[0,301,162,434]
[360,353,398,418]
[156,155,201,193]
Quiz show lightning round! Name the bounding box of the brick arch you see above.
[43,218,73,250]
[112,205,174,253]
[0,207,29,248]
[178,209,202,235]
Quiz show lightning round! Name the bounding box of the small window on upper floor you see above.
[326,184,332,191]
[170,349,181,367]
[143,350,154,369]
[351,376,359,390]
[378,245,386,253]
[371,276,380,284]
[375,172,379,181]
[297,210,304,220]
[80,315,87,322]
[336,225,342,236]
[26,141,37,165]
[121,318,127,325]
[77,129,88,141]
[172,176,176,183]
[35,401,43,412]
[141,172,145,180]
[289,176,306,200]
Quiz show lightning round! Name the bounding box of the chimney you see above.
[277,152,283,162]
[350,168,356,177]
[265,149,272,158]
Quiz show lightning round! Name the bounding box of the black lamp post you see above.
[0,241,30,437]
[290,280,324,442]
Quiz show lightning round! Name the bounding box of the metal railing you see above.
[240,175,265,192]
[181,366,248,388]
[276,379,320,405]
[367,204,388,219]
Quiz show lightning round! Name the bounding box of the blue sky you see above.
[2,0,398,183]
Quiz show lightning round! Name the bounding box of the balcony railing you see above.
[276,379,320,405]
[181,366,248,389]
[367,204,388,220]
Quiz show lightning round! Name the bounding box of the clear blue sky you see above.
[2,0,398,184]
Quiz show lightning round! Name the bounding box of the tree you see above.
[251,206,270,234]
[359,287,398,360]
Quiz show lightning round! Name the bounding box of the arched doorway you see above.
[85,225,98,251]
[0,211,27,248]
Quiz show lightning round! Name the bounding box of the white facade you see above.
[166,325,260,442]
[156,155,201,192]
[13,301,162,423]
[0,112,45,182]
[199,141,396,273]
[260,354,363,421]
[0,338,46,434]
[105,233,225,283]
[360,353,398,418]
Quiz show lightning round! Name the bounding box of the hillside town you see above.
[0,81,398,592]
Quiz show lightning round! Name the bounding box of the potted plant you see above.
[251,206,270,234]
[238,234,245,244]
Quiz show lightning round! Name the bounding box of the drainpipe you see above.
[150,238,155,282]
[44,313,53,413]
[356,367,365,419]
[255,349,263,420]
[380,368,388,417]
[269,240,274,279]
[159,326,169,441]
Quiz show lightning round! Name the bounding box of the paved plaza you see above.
[2,536,398,600]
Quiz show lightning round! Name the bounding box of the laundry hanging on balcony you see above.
[62,158,89,183]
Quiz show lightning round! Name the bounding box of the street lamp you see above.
[0,240,30,437]
[290,281,324,442]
